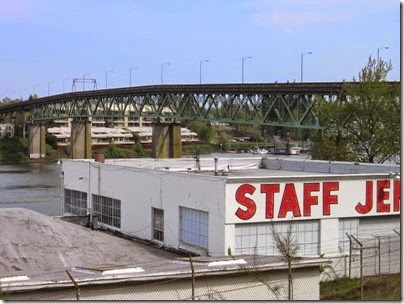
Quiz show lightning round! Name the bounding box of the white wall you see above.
[62,160,228,255]
[9,267,322,301]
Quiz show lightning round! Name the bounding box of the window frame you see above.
[92,194,121,229]
[152,207,164,242]
[179,207,209,249]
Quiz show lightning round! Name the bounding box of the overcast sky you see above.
[0,0,400,99]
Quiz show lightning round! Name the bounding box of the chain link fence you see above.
[6,257,325,301]
[4,233,400,301]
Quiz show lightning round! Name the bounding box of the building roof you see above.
[0,208,327,293]
[89,156,400,181]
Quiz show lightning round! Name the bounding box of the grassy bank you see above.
[0,137,30,163]
[320,274,400,301]
[0,137,68,164]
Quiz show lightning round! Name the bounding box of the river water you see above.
[0,162,62,216]
[0,153,312,217]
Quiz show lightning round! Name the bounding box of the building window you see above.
[339,218,359,253]
[235,220,319,256]
[92,195,121,229]
[296,220,319,256]
[64,189,87,215]
[152,208,164,242]
[180,207,208,249]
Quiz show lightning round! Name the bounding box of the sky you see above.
[0,0,400,99]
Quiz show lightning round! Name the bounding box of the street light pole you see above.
[199,59,209,84]
[241,56,252,83]
[83,74,90,91]
[300,51,312,82]
[377,46,389,65]
[63,77,71,93]
[161,62,170,84]
[130,66,137,87]
[105,70,113,89]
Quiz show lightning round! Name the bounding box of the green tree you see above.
[45,133,58,150]
[311,57,400,163]
[188,120,213,144]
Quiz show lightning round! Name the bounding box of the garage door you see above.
[359,215,400,276]
[359,215,400,239]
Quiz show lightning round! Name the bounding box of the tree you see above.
[270,222,300,300]
[188,120,213,144]
[311,57,400,163]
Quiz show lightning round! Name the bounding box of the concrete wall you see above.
[8,267,322,301]
[62,160,228,255]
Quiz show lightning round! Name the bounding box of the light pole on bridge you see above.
[199,59,209,84]
[105,70,113,89]
[241,56,252,84]
[130,66,137,87]
[300,51,312,82]
[377,46,389,65]
[161,62,170,84]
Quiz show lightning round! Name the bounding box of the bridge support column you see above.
[70,119,92,159]
[152,123,182,159]
[28,125,46,159]
[15,110,27,138]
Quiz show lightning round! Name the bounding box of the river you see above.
[0,153,312,217]
[0,162,62,216]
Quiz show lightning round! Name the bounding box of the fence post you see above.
[377,237,381,276]
[345,233,352,279]
[66,270,80,300]
[351,235,363,300]
[189,254,195,300]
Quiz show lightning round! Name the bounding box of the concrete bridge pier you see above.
[28,125,46,159]
[152,123,182,158]
[15,110,27,138]
[70,119,92,159]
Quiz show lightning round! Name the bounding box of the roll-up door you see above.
[359,215,400,239]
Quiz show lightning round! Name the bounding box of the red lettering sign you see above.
[261,184,280,219]
[323,182,339,215]
[278,183,301,218]
[377,180,390,212]
[355,181,373,214]
[233,179,397,221]
[393,180,400,212]
[303,183,320,216]
[235,184,256,220]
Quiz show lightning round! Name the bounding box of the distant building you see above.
[0,123,14,138]
[47,126,199,148]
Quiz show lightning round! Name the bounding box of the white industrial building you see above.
[61,156,400,278]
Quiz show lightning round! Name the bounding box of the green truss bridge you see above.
[0,82,357,129]
[0,82,398,159]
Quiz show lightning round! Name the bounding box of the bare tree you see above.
[270,221,300,300]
